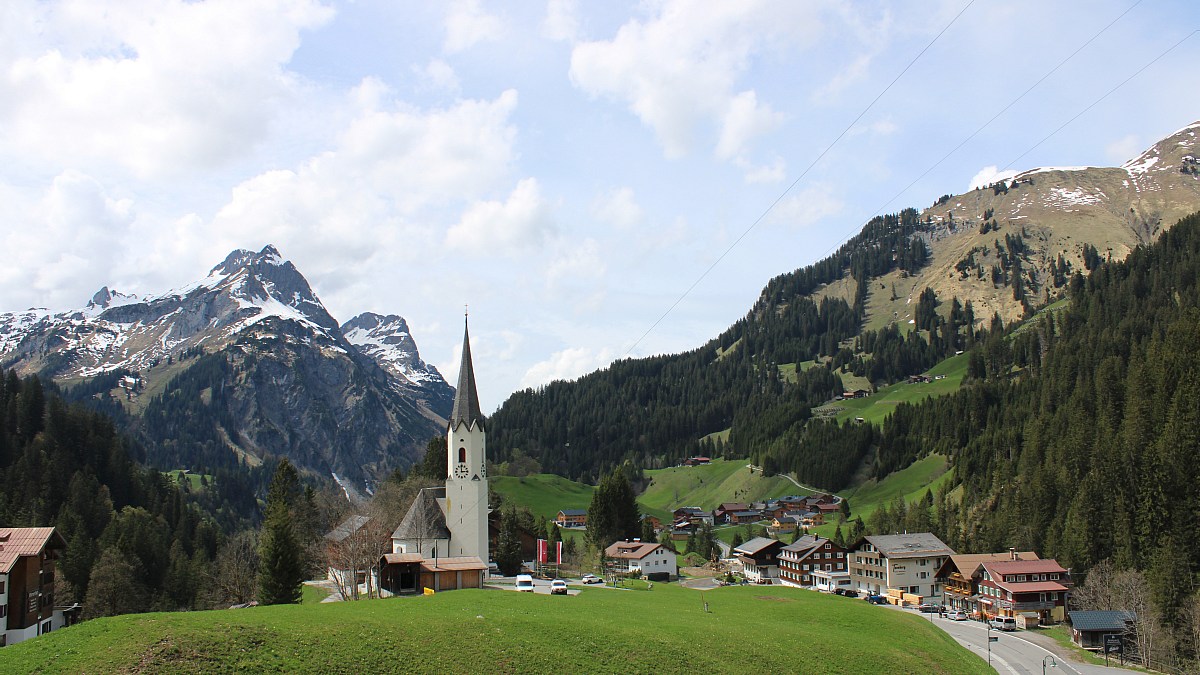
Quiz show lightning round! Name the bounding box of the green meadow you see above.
[490,474,596,521]
[0,584,988,674]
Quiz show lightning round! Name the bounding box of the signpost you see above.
[1103,633,1123,667]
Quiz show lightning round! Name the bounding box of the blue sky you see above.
[2,0,1198,410]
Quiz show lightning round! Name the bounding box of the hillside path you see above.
[746,465,835,498]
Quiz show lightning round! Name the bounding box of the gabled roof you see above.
[422,556,488,572]
[781,536,826,554]
[391,488,450,541]
[857,533,954,558]
[716,503,749,513]
[325,515,371,542]
[937,552,1039,579]
[557,509,587,517]
[0,527,67,574]
[449,317,484,431]
[994,580,1069,594]
[734,537,783,556]
[605,541,663,560]
[981,559,1067,576]
[1069,610,1135,632]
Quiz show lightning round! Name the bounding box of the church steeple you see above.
[449,316,483,431]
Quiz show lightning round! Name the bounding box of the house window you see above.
[919,572,928,579]
[0,579,4,593]
[1051,573,1060,580]
[0,605,6,618]
[824,543,830,549]
[837,563,844,570]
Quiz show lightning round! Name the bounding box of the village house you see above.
[1,527,74,647]
[605,541,677,580]
[682,456,711,466]
[778,536,847,590]
[734,537,784,583]
[324,515,376,596]
[712,503,749,524]
[767,515,799,537]
[672,507,713,527]
[729,510,762,525]
[555,509,588,528]
[975,559,1072,624]
[848,533,955,603]
[935,550,1039,618]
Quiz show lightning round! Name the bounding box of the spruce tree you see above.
[258,460,304,604]
[494,506,524,576]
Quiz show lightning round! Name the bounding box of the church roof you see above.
[449,317,484,431]
[391,488,450,542]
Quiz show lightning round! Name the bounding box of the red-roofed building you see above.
[1,527,72,647]
[976,559,1073,624]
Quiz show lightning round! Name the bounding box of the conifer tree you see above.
[258,459,304,604]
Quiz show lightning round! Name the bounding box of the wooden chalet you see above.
[713,503,749,524]
[555,509,588,528]
[976,559,1072,624]
[778,535,847,589]
[1,527,75,647]
[1069,610,1135,650]
[935,550,1038,618]
[733,537,784,583]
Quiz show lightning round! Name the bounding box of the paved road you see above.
[907,610,1138,674]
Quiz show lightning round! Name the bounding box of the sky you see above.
[2,0,1199,412]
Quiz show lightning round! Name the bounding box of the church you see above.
[378,317,490,594]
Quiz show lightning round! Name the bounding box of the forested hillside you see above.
[839,211,1200,632]
[490,208,969,483]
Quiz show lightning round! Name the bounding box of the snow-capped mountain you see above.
[0,245,451,487]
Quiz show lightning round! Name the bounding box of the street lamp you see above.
[1042,655,1057,675]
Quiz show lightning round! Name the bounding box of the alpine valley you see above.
[0,245,453,490]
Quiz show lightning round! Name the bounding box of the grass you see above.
[836,455,952,522]
[164,469,214,491]
[638,460,802,521]
[301,584,331,605]
[815,353,970,427]
[490,474,596,521]
[0,584,990,674]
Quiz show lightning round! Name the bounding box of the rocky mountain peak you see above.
[342,312,446,388]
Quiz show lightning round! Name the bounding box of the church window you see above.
[459,447,467,463]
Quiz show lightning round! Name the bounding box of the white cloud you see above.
[591,187,643,229]
[417,59,461,94]
[520,345,614,388]
[0,0,333,177]
[545,238,605,291]
[542,0,580,42]
[967,165,1019,191]
[738,156,786,184]
[568,0,822,165]
[765,183,843,229]
[446,178,556,254]
[1105,134,1142,164]
[444,0,505,54]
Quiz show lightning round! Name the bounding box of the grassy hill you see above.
[638,460,801,521]
[0,584,988,674]
[491,474,595,521]
[814,353,970,426]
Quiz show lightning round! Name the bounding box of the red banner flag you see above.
[556,540,563,565]
[537,538,547,563]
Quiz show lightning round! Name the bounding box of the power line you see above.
[621,0,978,358]
[855,0,1146,231]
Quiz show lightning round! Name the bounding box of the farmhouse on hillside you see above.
[555,509,587,528]
[605,541,678,581]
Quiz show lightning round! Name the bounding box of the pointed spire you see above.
[449,315,483,430]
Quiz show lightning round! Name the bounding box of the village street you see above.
[910,610,1139,675]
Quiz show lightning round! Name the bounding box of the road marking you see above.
[942,619,1082,675]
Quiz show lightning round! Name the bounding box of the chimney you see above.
[1009,547,1016,560]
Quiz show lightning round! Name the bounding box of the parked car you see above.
[842,589,859,598]
[917,603,941,613]
[832,588,846,596]
[581,574,602,584]
[947,610,969,621]
[865,595,887,605]
[515,574,535,592]
[550,579,568,595]
[990,616,1017,631]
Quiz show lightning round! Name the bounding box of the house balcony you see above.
[997,599,1057,611]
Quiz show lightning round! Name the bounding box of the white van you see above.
[515,574,535,592]
[989,616,1017,631]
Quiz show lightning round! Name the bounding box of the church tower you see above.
[445,316,490,562]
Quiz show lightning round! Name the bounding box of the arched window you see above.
[458,447,467,463]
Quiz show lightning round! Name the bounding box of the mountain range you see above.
[0,245,452,488]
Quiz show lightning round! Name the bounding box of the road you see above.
[745,464,832,497]
[905,609,1139,674]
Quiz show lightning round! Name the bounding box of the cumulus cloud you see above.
[568,0,821,167]
[520,345,614,388]
[0,171,135,308]
[444,0,505,54]
[967,165,1019,191]
[417,59,461,94]
[765,183,843,229]
[446,178,557,254]
[0,0,333,177]
[591,187,644,229]
[542,0,581,43]
[545,238,605,292]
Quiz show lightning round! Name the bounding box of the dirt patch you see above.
[681,567,718,578]
[755,596,793,602]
